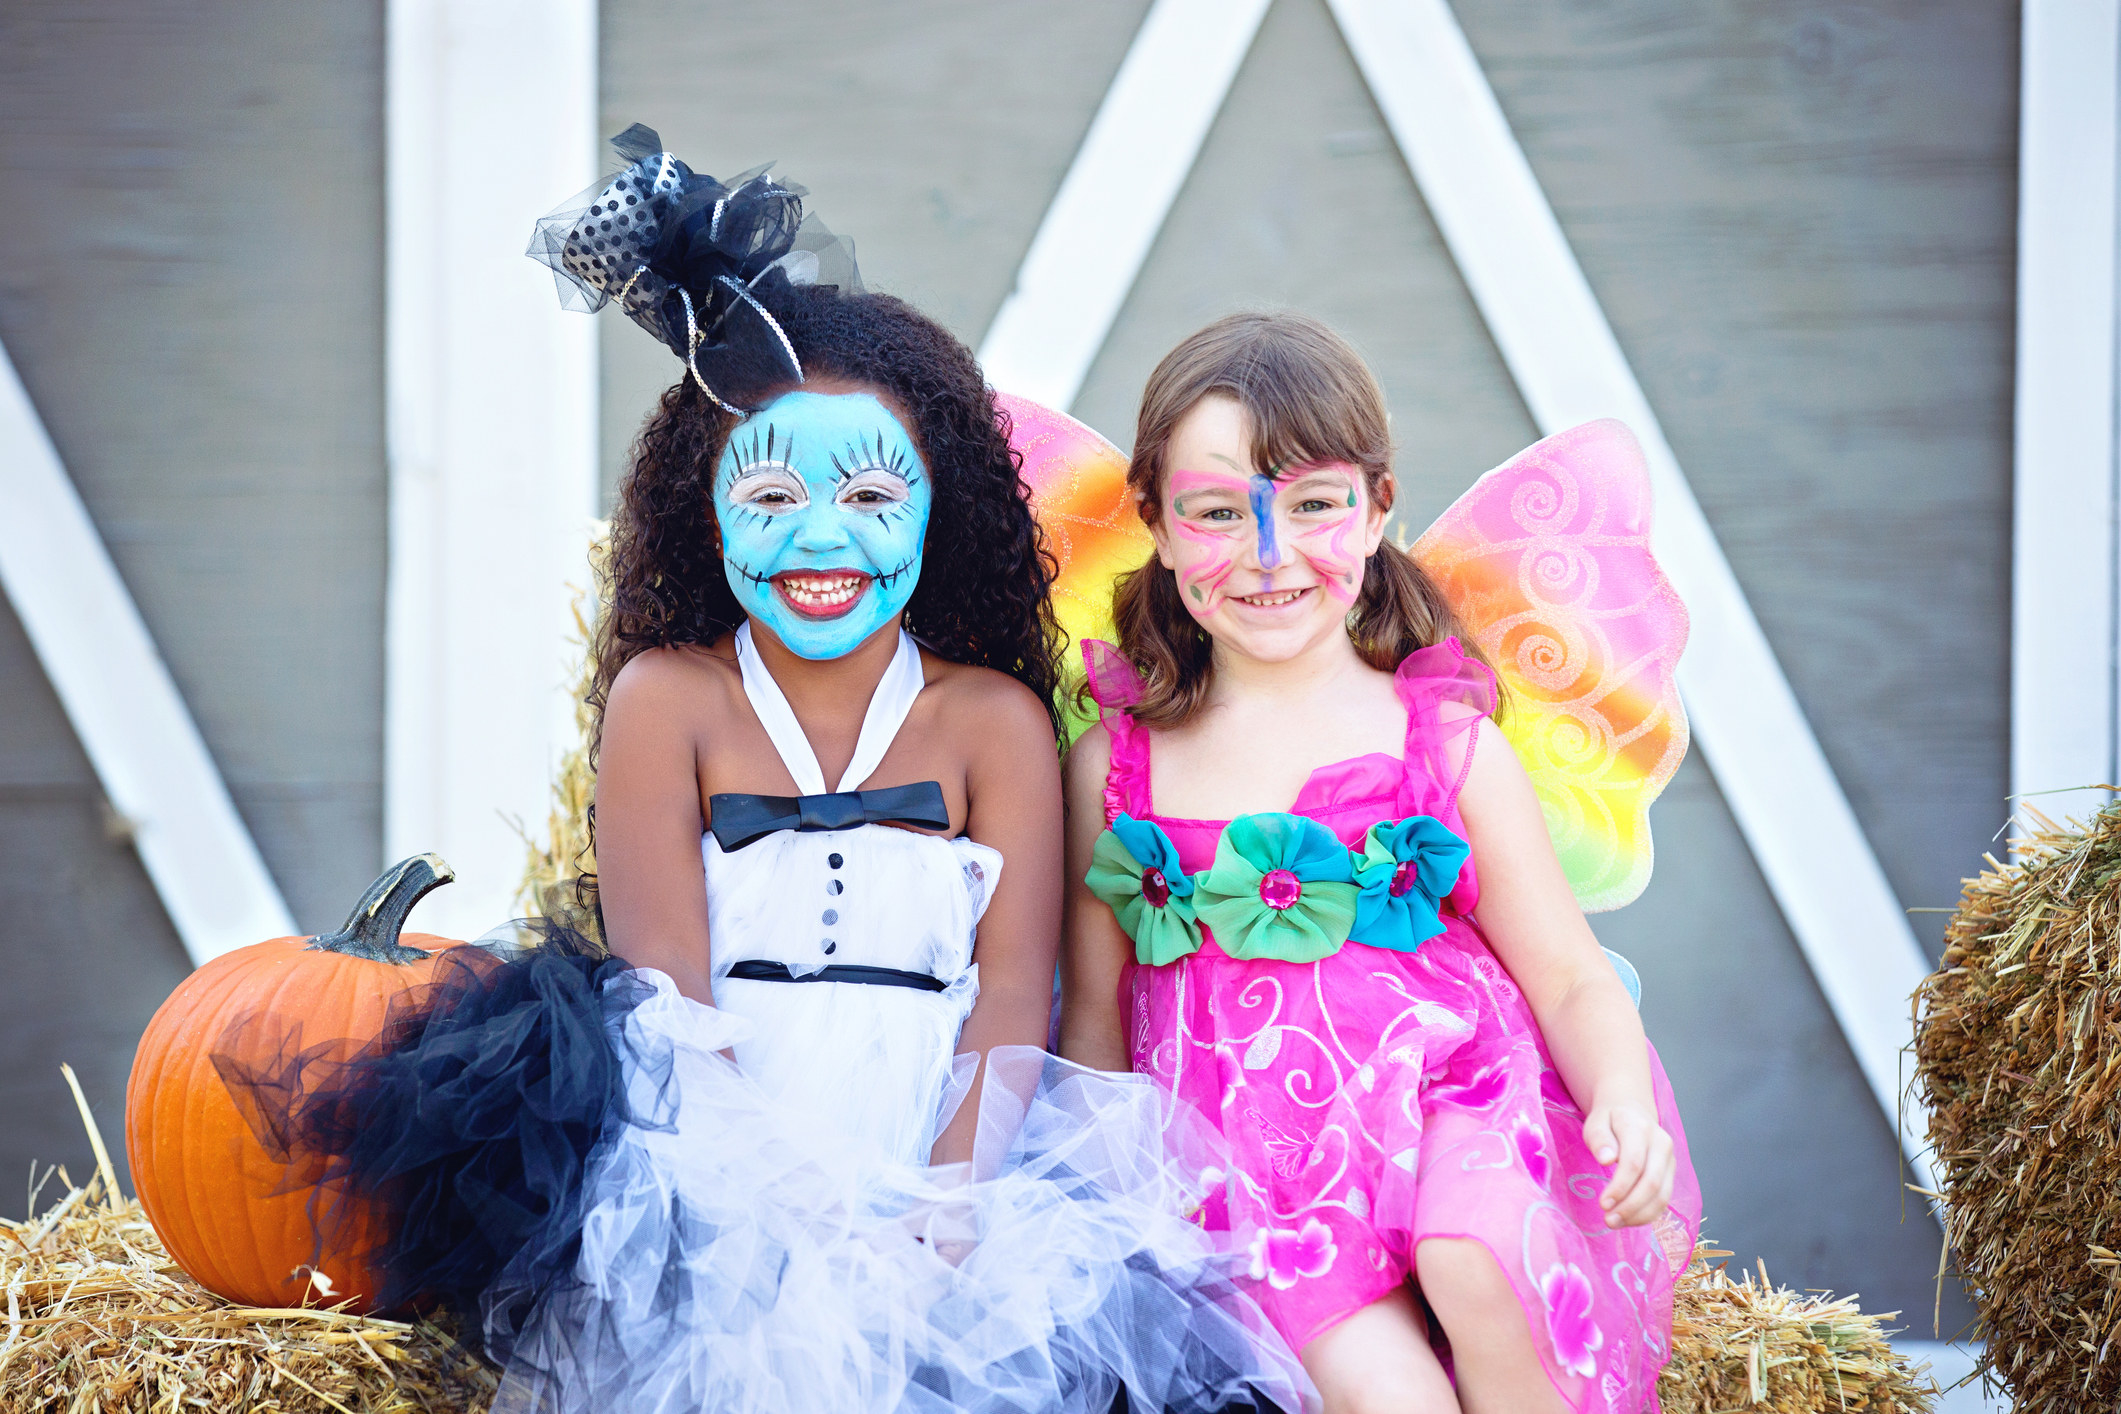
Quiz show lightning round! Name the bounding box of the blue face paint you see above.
[1248,473,1282,570]
[715,390,931,660]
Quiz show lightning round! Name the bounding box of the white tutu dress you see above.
[460,626,1312,1413]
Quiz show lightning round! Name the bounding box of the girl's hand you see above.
[1584,1102,1676,1228]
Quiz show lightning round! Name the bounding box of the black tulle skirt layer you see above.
[223,929,1311,1414]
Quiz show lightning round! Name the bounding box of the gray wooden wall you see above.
[2,0,2011,1335]
[0,0,384,1206]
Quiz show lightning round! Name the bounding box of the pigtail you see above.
[1108,553,1216,730]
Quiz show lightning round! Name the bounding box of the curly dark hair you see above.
[588,281,1064,753]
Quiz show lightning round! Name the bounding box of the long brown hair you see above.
[1110,311,1490,728]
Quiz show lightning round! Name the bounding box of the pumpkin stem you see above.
[307,854,456,963]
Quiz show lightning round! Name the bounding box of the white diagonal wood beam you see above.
[2012,0,2119,821]
[0,337,295,964]
[1327,0,1937,1192]
[976,0,1271,407]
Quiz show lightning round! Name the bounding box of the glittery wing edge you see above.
[1413,419,1690,912]
[998,393,1154,741]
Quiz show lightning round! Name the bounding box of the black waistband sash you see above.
[707,780,950,852]
[723,959,947,993]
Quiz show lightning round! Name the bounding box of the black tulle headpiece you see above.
[527,124,861,414]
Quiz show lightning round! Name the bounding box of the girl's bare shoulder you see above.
[916,653,1056,747]
[1061,720,1113,803]
[603,641,743,739]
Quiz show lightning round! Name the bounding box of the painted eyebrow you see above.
[1169,465,1252,489]
[1283,467,1357,492]
[1206,450,1317,480]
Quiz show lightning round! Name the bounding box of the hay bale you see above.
[1915,799,2121,1411]
[9,1188,1932,1414]
[515,540,605,948]
[12,1053,1935,1413]
[1657,1245,1937,1413]
[514,667,601,945]
[0,1174,494,1413]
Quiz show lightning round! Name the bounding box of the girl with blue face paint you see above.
[576,248,1307,1414]
[715,388,933,660]
[255,132,1311,1414]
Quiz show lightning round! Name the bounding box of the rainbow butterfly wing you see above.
[999,393,1153,739]
[1413,419,1690,911]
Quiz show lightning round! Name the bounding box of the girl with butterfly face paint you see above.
[1152,395,1386,668]
[1060,313,1698,1414]
[240,134,1312,1414]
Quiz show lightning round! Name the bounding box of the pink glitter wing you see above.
[1413,419,1690,912]
[999,393,1154,738]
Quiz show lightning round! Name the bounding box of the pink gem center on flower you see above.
[1140,867,1171,908]
[1258,869,1302,910]
[1389,860,1416,897]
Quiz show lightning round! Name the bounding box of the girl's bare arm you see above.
[592,652,717,1004]
[928,677,1067,1165]
[1456,724,1675,1228]
[1057,724,1135,1073]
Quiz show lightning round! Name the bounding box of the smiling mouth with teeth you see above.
[1234,587,1312,609]
[773,570,872,618]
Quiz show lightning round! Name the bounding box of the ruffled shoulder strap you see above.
[1081,640,1152,824]
[1394,636,1496,814]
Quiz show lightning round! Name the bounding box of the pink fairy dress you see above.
[1085,635,1702,1414]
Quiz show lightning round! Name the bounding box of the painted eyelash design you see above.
[827,431,916,485]
[723,422,805,522]
[722,467,803,529]
[730,423,797,475]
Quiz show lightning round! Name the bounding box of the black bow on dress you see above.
[707,781,950,852]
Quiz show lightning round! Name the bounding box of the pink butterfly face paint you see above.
[1152,396,1387,666]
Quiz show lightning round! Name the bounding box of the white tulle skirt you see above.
[483,972,1312,1414]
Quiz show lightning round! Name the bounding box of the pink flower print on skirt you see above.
[1249,1217,1338,1291]
[1540,1263,1606,1379]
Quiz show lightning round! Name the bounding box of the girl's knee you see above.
[1334,1382,1448,1414]
[1413,1238,1520,1324]
[1412,1241,1570,1414]
[1315,1362,1456,1414]
[1302,1288,1459,1414]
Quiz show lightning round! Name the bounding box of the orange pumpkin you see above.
[125,854,460,1310]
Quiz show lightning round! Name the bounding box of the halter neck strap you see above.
[734,623,925,795]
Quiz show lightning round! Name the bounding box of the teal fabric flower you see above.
[1193,813,1359,963]
[1085,814,1202,965]
[1348,815,1470,953]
